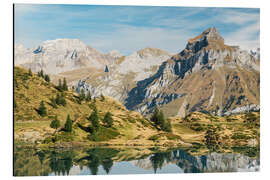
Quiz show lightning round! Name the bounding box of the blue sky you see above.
[14,4,260,55]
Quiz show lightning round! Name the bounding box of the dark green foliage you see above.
[49,150,74,175]
[88,109,99,131]
[100,94,105,101]
[150,152,172,173]
[28,69,32,76]
[189,123,204,131]
[55,93,66,106]
[57,79,62,91]
[87,127,120,142]
[103,112,113,127]
[244,112,257,123]
[50,116,61,130]
[44,74,50,82]
[150,107,172,132]
[101,158,113,174]
[162,120,172,133]
[50,97,58,108]
[231,146,259,157]
[37,100,47,117]
[37,69,44,78]
[150,107,159,125]
[64,115,72,132]
[63,78,68,91]
[79,89,86,102]
[86,91,92,101]
[205,128,220,151]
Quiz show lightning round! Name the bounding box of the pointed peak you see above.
[188,27,224,44]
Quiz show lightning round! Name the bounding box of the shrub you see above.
[64,115,72,132]
[88,109,100,131]
[103,112,113,127]
[37,101,47,117]
[50,116,60,131]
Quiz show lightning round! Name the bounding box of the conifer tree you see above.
[44,74,50,82]
[80,89,86,100]
[89,109,99,131]
[38,100,47,117]
[100,94,105,101]
[63,78,68,91]
[60,93,66,106]
[58,79,62,91]
[103,112,113,127]
[64,115,72,132]
[40,69,44,78]
[50,116,60,132]
[50,97,57,108]
[28,68,32,76]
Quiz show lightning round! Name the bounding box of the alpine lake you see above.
[14,145,259,176]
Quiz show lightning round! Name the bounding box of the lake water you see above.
[13,146,259,176]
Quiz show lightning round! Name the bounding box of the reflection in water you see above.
[14,146,259,176]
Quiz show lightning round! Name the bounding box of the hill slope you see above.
[14,67,182,146]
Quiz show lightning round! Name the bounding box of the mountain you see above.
[125,27,260,117]
[73,47,172,102]
[15,39,115,74]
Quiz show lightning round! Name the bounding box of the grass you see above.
[87,127,120,142]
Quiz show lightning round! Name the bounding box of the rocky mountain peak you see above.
[186,27,225,53]
[136,47,171,59]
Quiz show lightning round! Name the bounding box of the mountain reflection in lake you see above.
[14,146,259,176]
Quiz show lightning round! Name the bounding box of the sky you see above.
[14,4,260,55]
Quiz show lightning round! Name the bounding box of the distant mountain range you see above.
[14,27,260,117]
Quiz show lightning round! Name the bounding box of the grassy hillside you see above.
[14,67,181,147]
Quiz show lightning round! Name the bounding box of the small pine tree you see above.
[157,110,165,128]
[63,78,68,91]
[86,91,92,101]
[38,101,47,117]
[64,115,72,132]
[163,120,172,133]
[50,116,60,132]
[50,97,57,108]
[100,94,105,101]
[40,70,44,78]
[60,93,66,106]
[44,74,50,82]
[28,68,32,76]
[150,107,159,125]
[57,79,62,91]
[79,89,85,102]
[89,109,99,131]
[103,112,113,127]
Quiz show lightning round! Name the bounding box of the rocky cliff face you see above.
[15,39,115,74]
[125,28,260,117]
[74,47,172,102]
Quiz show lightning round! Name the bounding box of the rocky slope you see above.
[125,27,260,117]
[73,47,172,102]
[15,39,115,74]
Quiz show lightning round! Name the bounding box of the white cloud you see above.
[225,21,260,50]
